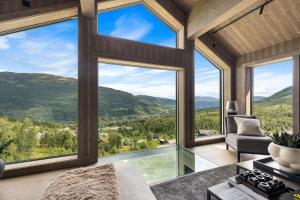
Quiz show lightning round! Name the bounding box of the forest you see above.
[0,108,220,162]
[0,100,292,162]
[0,71,293,162]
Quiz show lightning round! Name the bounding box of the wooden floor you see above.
[0,142,264,200]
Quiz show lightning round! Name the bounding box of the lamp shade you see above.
[226,101,238,115]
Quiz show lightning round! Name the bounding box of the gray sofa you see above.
[225,115,272,162]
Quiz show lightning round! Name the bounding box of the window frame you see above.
[0,16,82,178]
[97,2,180,152]
[250,58,294,133]
[193,49,225,143]
[0,0,186,178]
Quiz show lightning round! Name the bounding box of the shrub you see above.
[270,132,300,148]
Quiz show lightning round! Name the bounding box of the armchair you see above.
[225,115,271,162]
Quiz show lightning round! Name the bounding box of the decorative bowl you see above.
[268,142,300,175]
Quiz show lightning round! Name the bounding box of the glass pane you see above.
[0,19,78,163]
[98,4,177,48]
[194,51,221,140]
[253,60,293,134]
[121,146,217,184]
[98,63,176,156]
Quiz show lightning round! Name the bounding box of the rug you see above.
[42,164,120,200]
[150,164,236,200]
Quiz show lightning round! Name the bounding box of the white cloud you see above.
[254,72,292,97]
[7,32,27,39]
[195,80,220,98]
[66,43,76,51]
[99,63,168,79]
[20,40,53,55]
[110,14,152,40]
[0,37,10,50]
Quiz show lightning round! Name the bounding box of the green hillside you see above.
[254,86,292,133]
[258,86,292,105]
[0,72,175,122]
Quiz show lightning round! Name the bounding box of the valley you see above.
[0,72,293,162]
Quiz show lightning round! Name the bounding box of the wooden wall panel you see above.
[92,35,186,68]
[236,65,247,115]
[237,37,300,67]
[293,55,300,135]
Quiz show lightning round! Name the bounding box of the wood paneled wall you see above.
[293,55,300,134]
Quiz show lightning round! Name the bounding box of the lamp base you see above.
[227,112,238,115]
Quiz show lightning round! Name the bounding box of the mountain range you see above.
[0,72,292,122]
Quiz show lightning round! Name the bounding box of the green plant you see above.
[0,139,13,154]
[270,132,300,148]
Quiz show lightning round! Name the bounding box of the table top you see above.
[208,182,256,200]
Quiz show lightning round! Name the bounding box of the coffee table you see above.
[237,158,300,190]
[207,158,300,200]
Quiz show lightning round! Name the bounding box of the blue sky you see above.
[0,4,292,99]
[195,51,220,98]
[0,20,78,77]
[254,60,292,97]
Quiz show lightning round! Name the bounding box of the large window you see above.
[253,60,293,133]
[0,19,78,163]
[98,4,177,48]
[194,51,222,140]
[98,63,176,156]
[97,4,178,156]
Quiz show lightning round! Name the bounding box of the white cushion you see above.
[234,117,263,136]
[114,162,157,200]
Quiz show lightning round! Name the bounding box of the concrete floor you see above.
[0,142,264,200]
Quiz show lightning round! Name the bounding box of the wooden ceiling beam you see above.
[187,0,260,39]
[80,0,96,18]
[196,34,236,69]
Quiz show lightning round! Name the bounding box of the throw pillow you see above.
[234,117,263,136]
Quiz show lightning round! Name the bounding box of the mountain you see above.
[0,72,175,122]
[258,86,292,105]
[195,96,219,111]
[254,96,266,102]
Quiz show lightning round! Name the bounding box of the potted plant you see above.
[268,132,300,174]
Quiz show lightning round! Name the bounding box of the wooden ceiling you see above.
[172,0,200,13]
[207,0,300,56]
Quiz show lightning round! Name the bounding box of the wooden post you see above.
[78,3,99,164]
[245,67,253,115]
[293,55,300,135]
[184,38,195,147]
